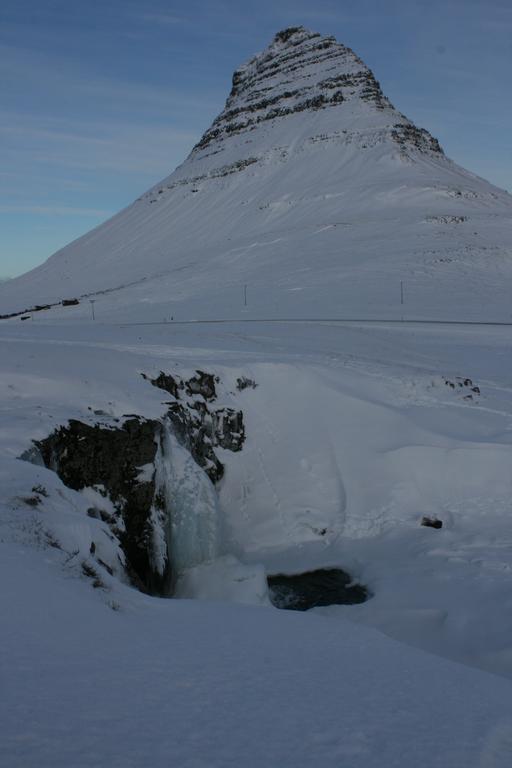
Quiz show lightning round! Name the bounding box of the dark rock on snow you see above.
[268,568,369,611]
[147,369,245,483]
[32,369,247,595]
[421,516,443,529]
[36,417,170,595]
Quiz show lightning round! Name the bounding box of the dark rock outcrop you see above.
[153,159,259,198]
[185,370,217,401]
[30,369,249,595]
[191,26,441,156]
[443,376,480,399]
[236,376,257,391]
[36,417,171,595]
[146,369,245,483]
[391,123,443,154]
[421,516,443,530]
[267,568,369,611]
[144,371,183,399]
[0,302,56,320]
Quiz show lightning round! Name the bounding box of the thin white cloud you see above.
[0,205,112,217]
[0,112,200,175]
[0,43,221,115]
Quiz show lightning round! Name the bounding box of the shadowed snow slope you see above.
[2,540,512,768]
[1,26,511,321]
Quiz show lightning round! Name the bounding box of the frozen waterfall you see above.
[156,419,222,573]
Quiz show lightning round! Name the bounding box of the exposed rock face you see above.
[139,26,445,209]
[166,403,244,483]
[268,568,369,611]
[192,26,442,156]
[185,370,217,401]
[32,369,247,595]
[421,516,443,530]
[36,418,170,595]
[391,123,442,155]
[145,370,245,483]
[236,376,257,391]
[154,158,259,196]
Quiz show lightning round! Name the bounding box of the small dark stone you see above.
[421,516,443,529]
[31,484,48,497]
[22,496,41,507]
[236,376,257,391]
[268,568,369,611]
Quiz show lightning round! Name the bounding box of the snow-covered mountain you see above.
[1,26,511,321]
[2,29,512,767]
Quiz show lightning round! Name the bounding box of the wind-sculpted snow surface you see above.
[2,320,512,676]
[2,319,512,764]
[3,541,512,768]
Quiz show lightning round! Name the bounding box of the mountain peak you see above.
[272,26,318,45]
[193,27,442,156]
[2,26,511,321]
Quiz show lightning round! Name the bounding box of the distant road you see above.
[119,317,512,328]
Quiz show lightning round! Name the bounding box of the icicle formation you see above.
[156,418,222,573]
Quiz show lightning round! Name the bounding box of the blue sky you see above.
[1,0,511,277]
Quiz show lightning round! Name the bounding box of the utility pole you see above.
[89,299,96,320]
[244,284,247,307]
[400,280,404,306]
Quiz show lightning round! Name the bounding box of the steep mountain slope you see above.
[1,26,511,321]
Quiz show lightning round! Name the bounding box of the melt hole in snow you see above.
[267,568,369,611]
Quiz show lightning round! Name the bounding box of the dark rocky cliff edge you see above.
[32,370,245,596]
[25,366,370,608]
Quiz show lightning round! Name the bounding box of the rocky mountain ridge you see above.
[193,26,441,157]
